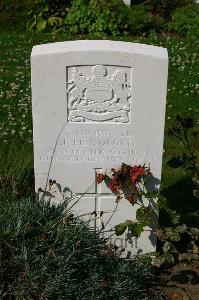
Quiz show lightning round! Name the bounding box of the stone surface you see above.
[123,0,131,5]
[31,40,168,256]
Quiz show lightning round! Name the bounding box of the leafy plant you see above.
[168,115,199,193]
[128,5,152,34]
[26,2,49,32]
[157,114,199,265]
[97,148,199,266]
[0,0,26,30]
[89,0,129,36]
[64,0,92,35]
[25,0,66,32]
[168,4,199,38]
[149,0,195,19]
[96,164,159,238]
[65,0,129,36]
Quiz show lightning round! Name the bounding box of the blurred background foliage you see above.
[0,0,198,37]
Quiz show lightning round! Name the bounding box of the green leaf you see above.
[48,16,54,26]
[115,220,133,236]
[136,207,152,226]
[125,220,133,226]
[165,227,173,238]
[48,16,62,27]
[26,19,36,31]
[170,232,181,242]
[152,256,165,268]
[189,227,199,238]
[27,9,33,16]
[43,5,49,12]
[128,223,144,238]
[169,210,180,225]
[163,241,170,253]
[36,18,46,31]
[157,195,168,209]
[164,253,174,264]
[176,224,187,234]
[115,222,128,236]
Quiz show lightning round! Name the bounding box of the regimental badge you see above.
[67,65,132,123]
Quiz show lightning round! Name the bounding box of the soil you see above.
[149,262,199,300]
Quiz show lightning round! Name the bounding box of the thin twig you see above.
[45,121,69,191]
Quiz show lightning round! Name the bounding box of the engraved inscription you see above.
[67,65,132,123]
[39,129,154,165]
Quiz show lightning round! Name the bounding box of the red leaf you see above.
[96,173,105,184]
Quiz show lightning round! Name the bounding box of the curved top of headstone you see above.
[31,40,168,59]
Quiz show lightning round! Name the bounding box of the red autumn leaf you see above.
[108,178,119,194]
[130,165,145,183]
[96,173,105,184]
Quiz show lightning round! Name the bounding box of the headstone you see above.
[123,0,131,5]
[31,40,168,256]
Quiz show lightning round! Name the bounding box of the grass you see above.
[0,193,153,299]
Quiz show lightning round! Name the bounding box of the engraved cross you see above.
[77,168,115,233]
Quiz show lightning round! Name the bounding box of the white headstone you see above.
[31,40,168,256]
[123,0,131,5]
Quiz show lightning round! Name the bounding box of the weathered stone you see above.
[31,40,168,256]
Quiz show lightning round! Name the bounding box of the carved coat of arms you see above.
[67,65,131,123]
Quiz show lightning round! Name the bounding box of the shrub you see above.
[64,0,92,35]
[0,0,71,32]
[128,5,165,35]
[168,4,199,38]
[0,195,152,299]
[25,0,71,32]
[65,0,129,36]
[25,0,51,32]
[0,0,25,31]
[47,0,72,16]
[149,0,195,19]
[128,5,152,35]
[89,0,129,35]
